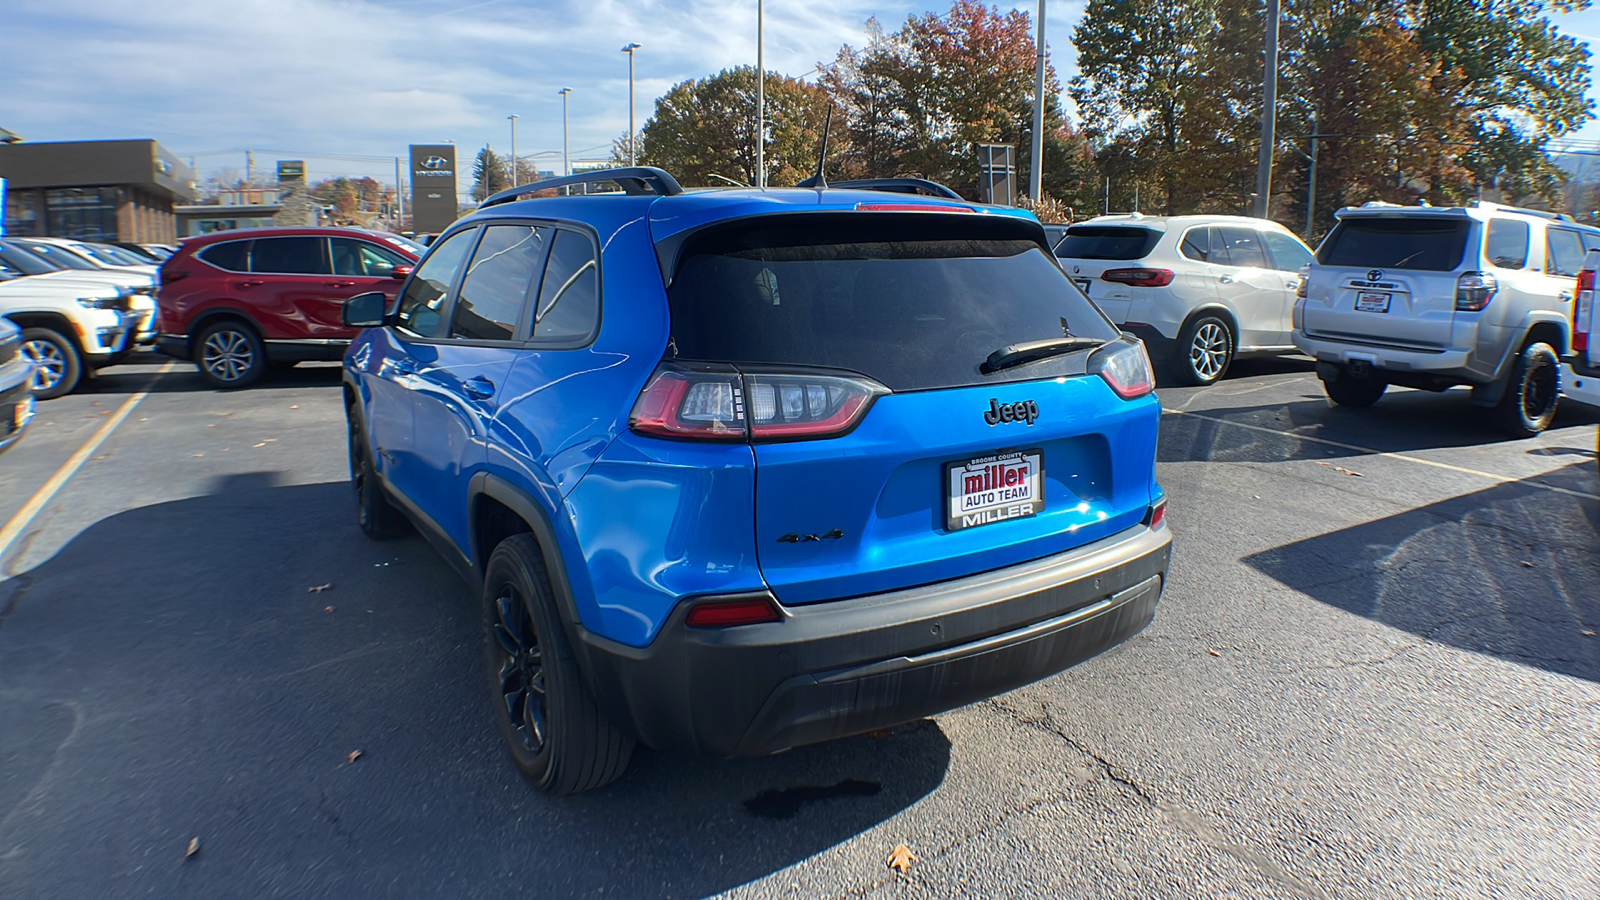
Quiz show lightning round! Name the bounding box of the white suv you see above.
[1054,215,1315,385]
[1294,201,1598,436]
[0,277,137,399]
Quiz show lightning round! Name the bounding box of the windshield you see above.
[1319,216,1469,271]
[16,242,100,270]
[0,243,62,275]
[382,234,426,256]
[667,215,1119,391]
[1056,226,1162,260]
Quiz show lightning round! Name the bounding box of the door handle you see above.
[1559,292,1573,303]
[1219,274,1236,284]
[327,280,358,288]
[463,376,496,399]
[391,358,418,376]
[235,280,264,288]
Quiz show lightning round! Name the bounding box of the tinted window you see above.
[535,230,600,342]
[0,244,58,275]
[250,236,328,274]
[1546,227,1586,278]
[1581,231,1600,253]
[17,242,98,270]
[330,238,408,277]
[1484,219,1529,269]
[668,216,1121,392]
[452,225,547,341]
[1319,217,1468,271]
[1179,227,1213,263]
[1055,226,1161,261]
[199,240,250,272]
[1215,227,1267,268]
[396,228,476,337]
[1260,231,1314,271]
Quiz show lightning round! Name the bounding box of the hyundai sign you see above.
[409,144,457,233]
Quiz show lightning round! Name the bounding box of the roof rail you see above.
[1470,199,1574,222]
[828,178,964,200]
[479,166,683,208]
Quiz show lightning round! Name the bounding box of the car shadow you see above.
[1242,463,1600,683]
[1154,353,1315,389]
[1160,390,1600,465]
[84,358,346,395]
[0,478,948,899]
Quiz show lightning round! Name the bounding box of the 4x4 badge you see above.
[984,398,1040,426]
[1367,269,1384,282]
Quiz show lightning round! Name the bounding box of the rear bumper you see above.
[575,520,1171,757]
[1563,362,1600,408]
[1294,331,1474,380]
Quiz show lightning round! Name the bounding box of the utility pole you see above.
[508,115,519,185]
[622,43,642,166]
[559,88,573,194]
[245,150,253,185]
[1305,122,1319,239]
[756,0,765,188]
[1029,0,1046,203]
[1253,0,1281,219]
[395,156,405,227]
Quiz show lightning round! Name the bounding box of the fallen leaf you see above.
[89,455,106,461]
[289,405,299,409]
[887,844,918,874]
[323,605,335,613]
[1315,461,1331,466]
[347,750,363,764]
[1334,467,1363,477]
[185,837,200,859]
[1207,648,1222,657]
[262,439,277,443]
[253,442,266,448]
[308,583,333,593]
[1519,561,1534,568]
[190,453,204,458]
[206,423,217,427]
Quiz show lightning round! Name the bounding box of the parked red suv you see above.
[156,227,422,387]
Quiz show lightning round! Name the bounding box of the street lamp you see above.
[756,0,764,188]
[622,42,642,166]
[559,88,572,179]
[507,114,519,186]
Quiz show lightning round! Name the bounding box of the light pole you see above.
[508,114,519,185]
[1030,0,1046,202]
[756,0,764,188]
[1253,0,1281,218]
[558,88,572,178]
[622,42,642,166]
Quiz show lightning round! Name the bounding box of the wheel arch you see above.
[468,473,583,629]
[3,311,86,353]
[1178,305,1241,348]
[185,307,268,357]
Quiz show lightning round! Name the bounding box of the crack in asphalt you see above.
[0,527,45,632]
[0,698,84,837]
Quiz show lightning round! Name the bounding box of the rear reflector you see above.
[1146,499,1167,529]
[1102,268,1175,287]
[854,203,973,213]
[685,597,781,627]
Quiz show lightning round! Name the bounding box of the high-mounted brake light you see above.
[1574,267,1595,354]
[1088,340,1156,400]
[853,203,973,213]
[1101,268,1175,287]
[630,364,887,442]
[684,596,781,627]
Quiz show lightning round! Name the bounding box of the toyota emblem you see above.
[1367,269,1383,282]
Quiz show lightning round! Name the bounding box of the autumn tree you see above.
[312,177,361,217]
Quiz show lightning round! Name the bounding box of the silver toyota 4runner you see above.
[1294,201,1600,436]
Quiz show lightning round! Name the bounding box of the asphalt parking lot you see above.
[1,352,1596,900]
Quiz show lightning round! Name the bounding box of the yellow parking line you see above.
[0,361,175,563]
[1164,407,1600,502]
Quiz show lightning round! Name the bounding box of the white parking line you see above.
[0,362,174,564]
[1164,407,1600,501]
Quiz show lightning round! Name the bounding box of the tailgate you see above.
[1302,215,1469,349]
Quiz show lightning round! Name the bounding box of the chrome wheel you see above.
[1188,321,1231,381]
[493,586,547,755]
[201,329,254,383]
[22,339,66,393]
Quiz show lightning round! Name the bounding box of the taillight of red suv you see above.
[629,363,888,442]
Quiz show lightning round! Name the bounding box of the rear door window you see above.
[668,215,1120,391]
[198,240,250,272]
[1055,226,1161,260]
[1318,216,1469,271]
[1545,227,1586,278]
[330,238,409,277]
[1179,227,1214,263]
[249,236,329,275]
[1485,219,1530,270]
[533,230,599,343]
[396,227,476,338]
[451,225,548,342]
[1215,227,1268,268]
[1260,231,1314,271]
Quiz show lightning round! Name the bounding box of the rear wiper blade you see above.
[980,337,1104,374]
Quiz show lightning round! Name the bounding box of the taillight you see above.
[1295,264,1310,299]
[1455,271,1497,311]
[1101,268,1175,287]
[1145,498,1167,529]
[629,363,886,442]
[1574,267,1594,354]
[684,595,781,627]
[159,268,188,286]
[1088,339,1155,399]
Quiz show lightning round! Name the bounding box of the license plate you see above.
[1072,278,1092,295]
[1355,291,1391,313]
[945,449,1045,531]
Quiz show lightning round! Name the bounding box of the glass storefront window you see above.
[45,187,122,241]
[3,190,42,236]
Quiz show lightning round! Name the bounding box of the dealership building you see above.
[0,138,196,243]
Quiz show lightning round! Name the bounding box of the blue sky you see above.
[3,0,1599,187]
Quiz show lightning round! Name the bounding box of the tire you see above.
[194,320,266,389]
[20,327,83,400]
[1174,315,1235,386]
[1322,367,1388,407]
[1491,341,1560,438]
[484,534,633,796]
[346,404,409,539]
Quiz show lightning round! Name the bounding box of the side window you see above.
[1581,231,1600,253]
[451,225,548,342]
[249,236,328,274]
[198,240,250,272]
[534,229,600,342]
[330,238,408,277]
[1179,227,1212,263]
[396,228,476,338]
[1546,227,1586,278]
[1215,226,1267,268]
[1484,219,1530,270]
[1260,231,1314,271]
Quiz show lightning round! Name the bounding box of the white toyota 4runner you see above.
[1294,201,1599,436]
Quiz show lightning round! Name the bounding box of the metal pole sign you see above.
[978,144,1017,206]
[409,144,458,234]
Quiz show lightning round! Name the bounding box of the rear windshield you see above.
[667,215,1119,391]
[1055,226,1161,260]
[1319,216,1469,271]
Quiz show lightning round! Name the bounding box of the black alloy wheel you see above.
[493,584,549,756]
[1492,341,1560,437]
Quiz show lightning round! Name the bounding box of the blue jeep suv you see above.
[341,168,1171,795]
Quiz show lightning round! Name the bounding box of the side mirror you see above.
[342,291,389,328]
[391,265,414,280]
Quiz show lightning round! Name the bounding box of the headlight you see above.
[76,296,122,309]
